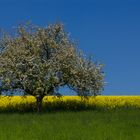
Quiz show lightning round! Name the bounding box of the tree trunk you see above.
[36,95,44,113]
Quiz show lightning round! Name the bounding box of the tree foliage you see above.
[0,22,104,111]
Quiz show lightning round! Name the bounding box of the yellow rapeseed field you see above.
[43,96,140,110]
[0,96,140,111]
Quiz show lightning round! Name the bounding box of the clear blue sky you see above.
[0,0,140,95]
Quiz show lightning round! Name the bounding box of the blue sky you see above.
[0,0,140,95]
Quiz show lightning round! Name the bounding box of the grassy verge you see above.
[0,109,140,140]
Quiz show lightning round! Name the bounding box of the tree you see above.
[0,22,104,112]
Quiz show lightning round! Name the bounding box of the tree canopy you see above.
[0,22,104,111]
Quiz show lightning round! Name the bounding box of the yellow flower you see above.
[0,96,140,111]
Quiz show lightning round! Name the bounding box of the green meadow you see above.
[0,109,140,140]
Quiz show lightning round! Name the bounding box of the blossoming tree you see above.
[0,22,104,112]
